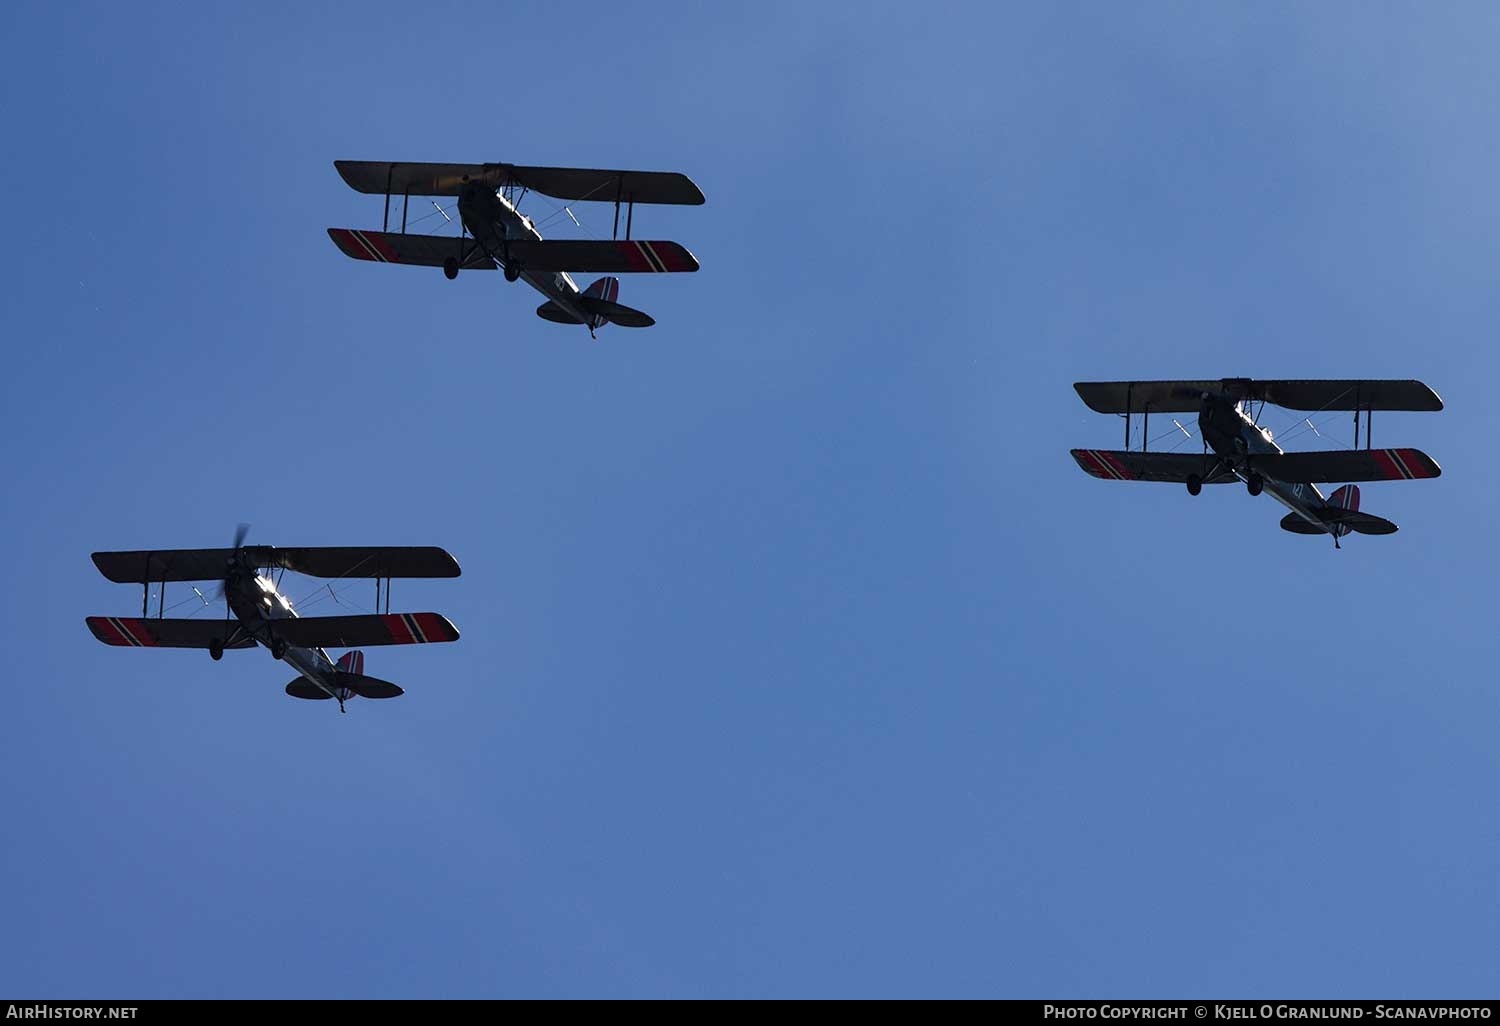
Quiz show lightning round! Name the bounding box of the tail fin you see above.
[1324,484,1397,536]
[579,276,655,329]
[582,276,619,332]
[535,278,655,331]
[583,275,620,305]
[335,650,364,676]
[1279,485,1398,539]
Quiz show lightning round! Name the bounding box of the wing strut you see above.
[376,166,414,235]
[383,165,392,231]
[611,177,634,241]
[1350,385,1373,450]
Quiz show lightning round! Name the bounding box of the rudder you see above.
[580,276,655,329]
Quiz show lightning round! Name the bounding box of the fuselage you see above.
[223,559,345,701]
[1198,397,1337,536]
[457,183,593,324]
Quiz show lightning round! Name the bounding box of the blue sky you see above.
[2,0,1498,998]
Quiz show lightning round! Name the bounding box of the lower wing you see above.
[328,229,496,269]
[270,613,460,649]
[329,229,697,274]
[1258,448,1441,483]
[1070,449,1237,484]
[86,617,257,649]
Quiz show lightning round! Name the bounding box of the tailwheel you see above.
[443,257,459,280]
[1246,473,1264,497]
[503,263,521,283]
[1186,474,1202,497]
[270,637,287,660]
[209,639,224,661]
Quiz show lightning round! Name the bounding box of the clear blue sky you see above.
[2,0,1497,999]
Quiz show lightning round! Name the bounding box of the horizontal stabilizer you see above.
[579,295,654,328]
[86,617,256,650]
[1326,509,1398,535]
[336,672,404,699]
[1279,514,1326,535]
[285,673,403,701]
[536,301,586,325]
[1280,510,1398,536]
[536,297,655,328]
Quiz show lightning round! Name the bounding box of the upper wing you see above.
[335,160,705,204]
[93,546,461,582]
[503,239,698,273]
[1074,381,1222,414]
[328,229,495,269]
[268,547,461,579]
[507,165,704,205]
[1258,448,1442,483]
[1070,449,1238,483]
[272,613,460,648]
[93,549,237,583]
[1075,379,1443,414]
[1254,380,1443,412]
[335,161,495,196]
[86,617,257,649]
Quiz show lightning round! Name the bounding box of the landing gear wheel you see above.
[443,257,459,280]
[503,264,521,283]
[209,639,224,661]
[1186,474,1202,497]
[270,637,287,660]
[1246,473,1264,497]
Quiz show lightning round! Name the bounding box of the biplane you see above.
[327,159,704,337]
[86,530,462,712]
[1070,378,1444,546]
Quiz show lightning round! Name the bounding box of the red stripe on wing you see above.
[1076,450,1113,479]
[114,618,159,647]
[89,616,130,645]
[1099,453,1135,480]
[1370,450,1404,480]
[383,614,415,644]
[617,243,653,272]
[357,230,399,262]
[651,244,695,272]
[411,612,457,642]
[1389,448,1437,479]
[330,228,378,262]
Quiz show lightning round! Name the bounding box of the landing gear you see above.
[209,639,224,661]
[503,263,521,283]
[1186,474,1203,497]
[1246,473,1264,497]
[270,637,287,660]
[443,257,459,280]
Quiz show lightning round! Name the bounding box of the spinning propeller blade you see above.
[213,523,253,602]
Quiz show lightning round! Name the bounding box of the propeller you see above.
[213,523,253,602]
